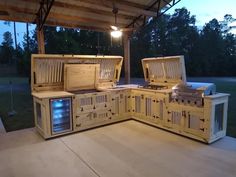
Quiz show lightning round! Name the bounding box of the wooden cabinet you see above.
[74,91,111,131]
[131,90,145,118]
[110,89,132,120]
[165,104,205,137]
[131,89,166,126]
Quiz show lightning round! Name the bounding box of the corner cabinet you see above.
[110,89,132,120]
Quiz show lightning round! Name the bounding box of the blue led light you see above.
[53,101,63,108]
[51,98,71,133]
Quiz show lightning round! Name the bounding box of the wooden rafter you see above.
[67,0,158,17]
[0,0,176,31]
[36,0,54,30]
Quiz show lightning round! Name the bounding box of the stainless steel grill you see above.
[171,82,216,107]
[141,85,168,90]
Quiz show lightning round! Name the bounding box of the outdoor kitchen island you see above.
[31,55,229,143]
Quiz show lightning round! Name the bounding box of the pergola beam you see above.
[75,0,157,17]
[36,0,54,30]
[123,33,131,84]
[127,0,161,28]
[158,0,182,17]
[0,2,134,28]
[37,28,45,54]
[54,0,136,17]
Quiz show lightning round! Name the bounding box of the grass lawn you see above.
[0,77,235,138]
[0,77,34,131]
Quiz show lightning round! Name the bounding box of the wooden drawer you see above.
[75,109,111,130]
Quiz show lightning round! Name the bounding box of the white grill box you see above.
[138,56,229,143]
[31,54,229,143]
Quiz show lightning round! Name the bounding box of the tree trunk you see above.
[13,22,17,50]
[26,23,29,53]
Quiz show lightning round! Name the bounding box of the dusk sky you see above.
[0,0,236,47]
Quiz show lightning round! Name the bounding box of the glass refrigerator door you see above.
[50,97,72,134]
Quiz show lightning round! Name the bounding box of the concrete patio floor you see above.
[0,120,236,177]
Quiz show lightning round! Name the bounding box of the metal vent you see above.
[99,113,108,119]
[36,102,42,128]
[35,59,64,84]
[96,95,107,103]
[114,97,119,114]
[188,114,200,130]
[171,111,181,125]
[125,96,128,112]
[145,98,152,116]
[80,97,93,106]
[214,103,224,134]
[135,96,141,113]
[159,100,163,120]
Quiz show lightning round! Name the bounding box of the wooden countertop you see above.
[32,91,75,99]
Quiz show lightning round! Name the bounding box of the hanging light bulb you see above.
[111,29,122,38]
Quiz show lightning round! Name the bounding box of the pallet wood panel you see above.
[142,56,186,87]
[31,54,123,92]
[64,64,100,91]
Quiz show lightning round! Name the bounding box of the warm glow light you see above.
[111,26,118,30]
[111,30,122,38]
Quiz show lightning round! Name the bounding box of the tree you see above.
[199,19,225,76]
[221,14,236,34]
[4,21,18,50]
[131,22,153,77]
[0,31,14,64]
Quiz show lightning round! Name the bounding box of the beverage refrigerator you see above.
[50,97,73,135]
[32,91,74,139]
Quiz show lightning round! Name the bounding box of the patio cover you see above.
[0,0,180,31]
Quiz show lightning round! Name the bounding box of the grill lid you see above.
[142,56,186,87]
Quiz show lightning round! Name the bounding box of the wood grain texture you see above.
[31,54,123,92]
[64,64,100,91]
[142,55,187,87]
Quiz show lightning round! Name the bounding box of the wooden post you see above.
[123,33,131,84]
[37,28,45,54]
